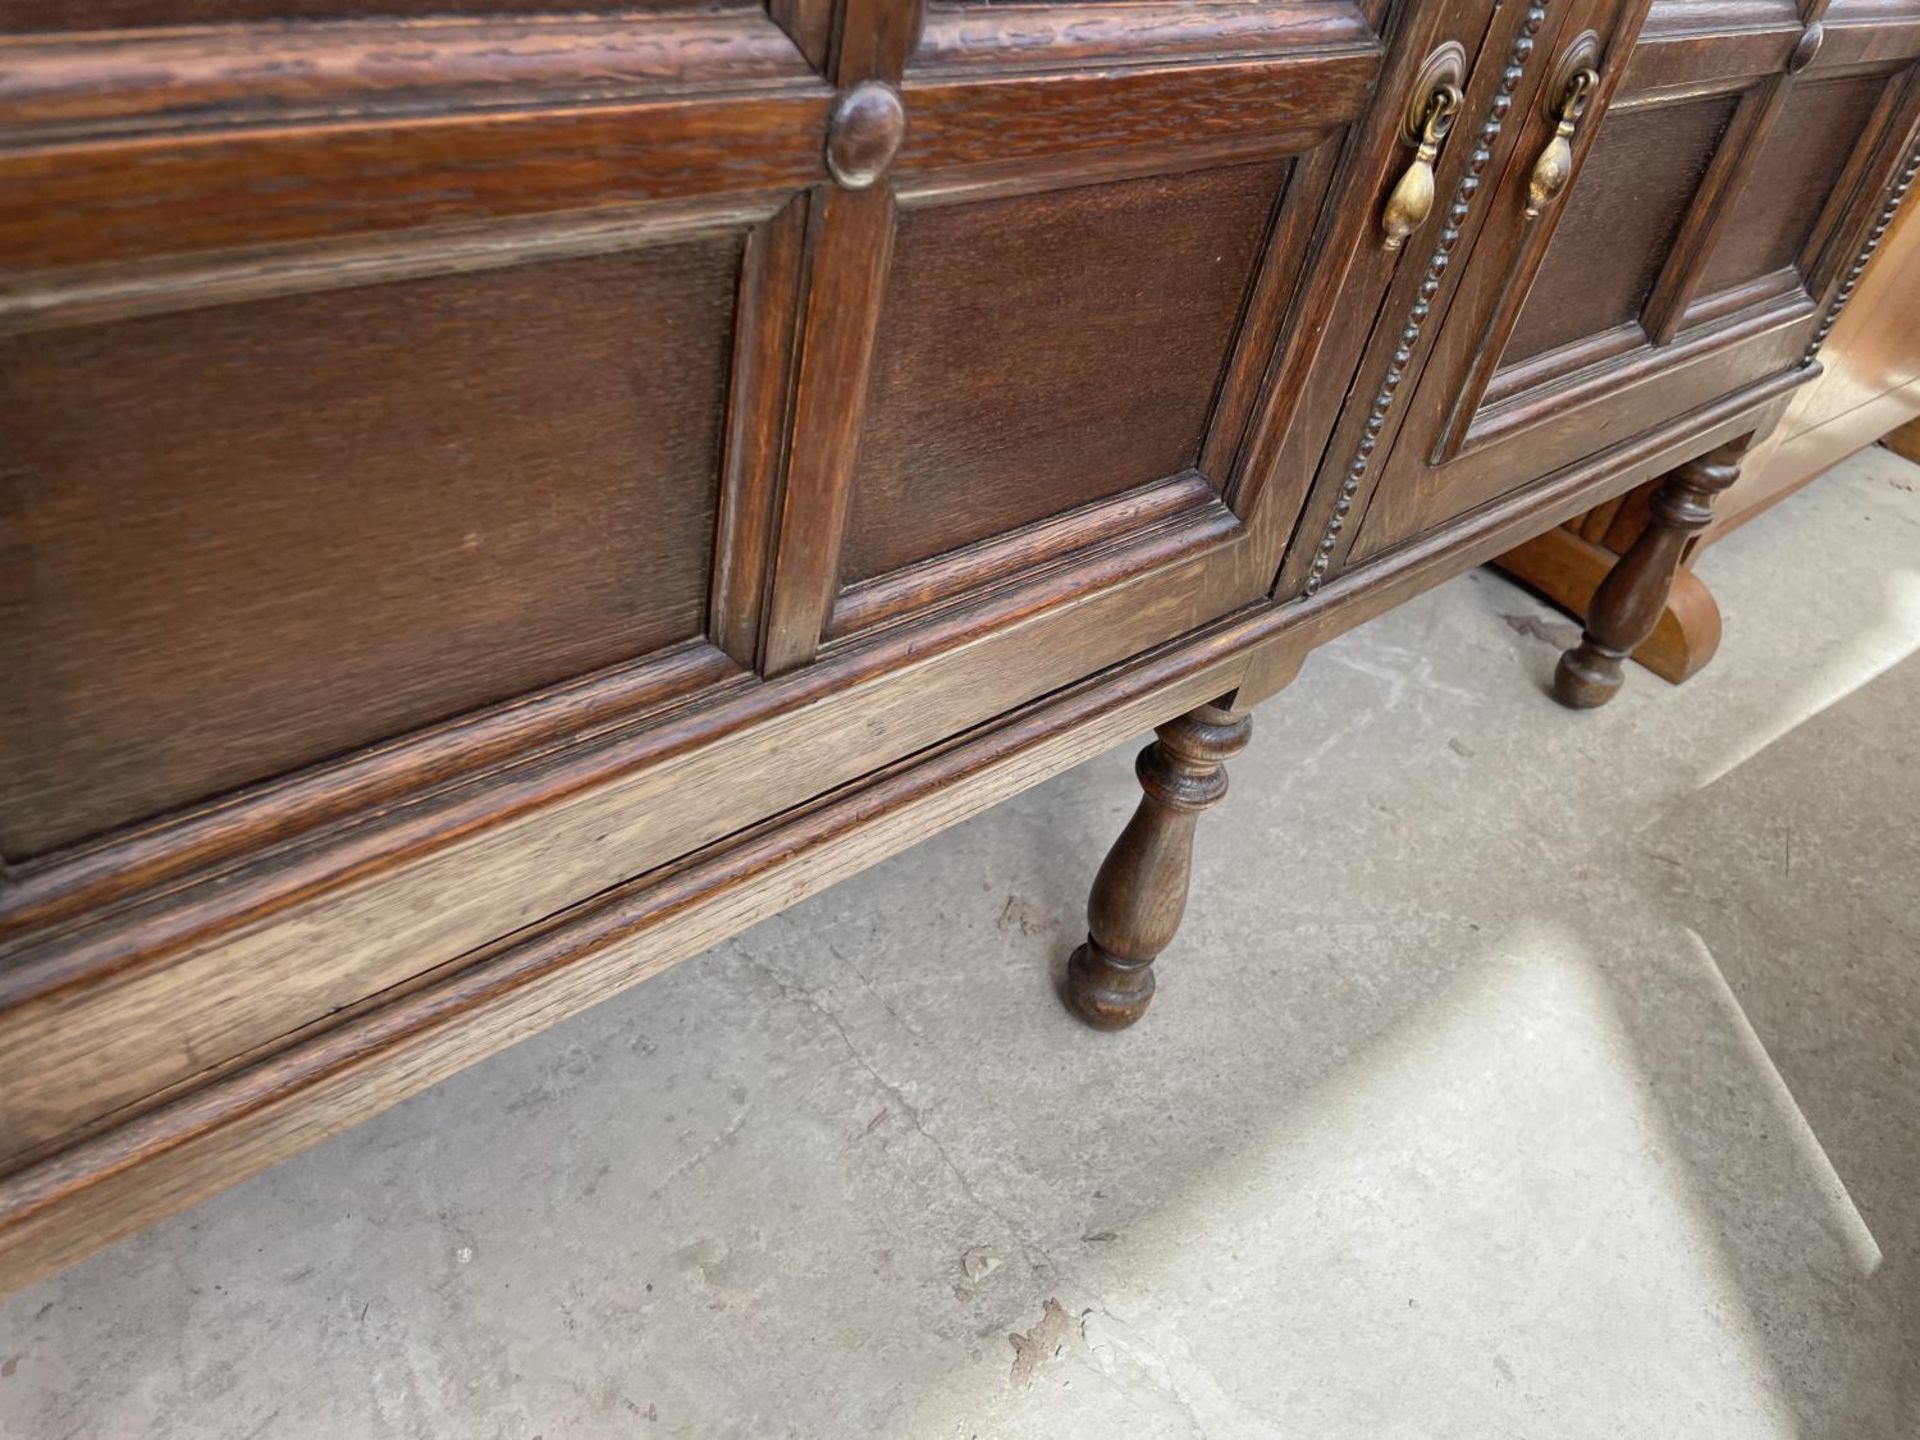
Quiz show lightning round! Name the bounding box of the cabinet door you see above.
[1289,0,1920,583]
[748,0,1518,677]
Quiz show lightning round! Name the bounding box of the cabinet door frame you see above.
[1275,0,1616,595]
[1445,0,1920,460]
[1311,0,1920,575]
[748,0,1461,678]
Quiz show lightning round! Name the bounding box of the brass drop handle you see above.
[1525,67,1598,219]
[1381,82,1462,252]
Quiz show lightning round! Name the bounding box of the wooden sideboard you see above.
[2,0,1916,1294]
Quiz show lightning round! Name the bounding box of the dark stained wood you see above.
[4,0,1408,1149]
[1695,74,1888,296]
[1620,0,1799,94]
[1822,20,1920,74]
[1800,97,1920,338]
[0,349,1808,1294]
[1409,0,1665,466]
[828,473,1236,639]
[757,184,899,674]
[710,198,811,667]
[1633,79,1785,347]
[1496,521,1723,683]
[1497,114,1920,688]
[1667,264,1805,329]
[1503,96,1741,365]
[1203,139,1335,505]
[1483,321,1646,406]
[1328,0,1917,580]
[0,90,831,274]
[831,0,924,87]
[0,195,783,337]
[0,642,745,941]
[749,0,925,674]
[1554,437,1749,706]
[1065,701,1253,1030]
[0,243,740,855]
[1355,300,1810,554]
[1721,174,1920,525]
[0,484,1258,1174]
[1237,0,1530,599]
[912,0,1372,73]
[1275,0,1586,596]
[841,161,1285,584]
[826,82,909,189]
[896,50,1377,184]
[1303,372,1804,649]
[0,537,1231,1167]
[768,0,837,72]
[0,14,815,142]
[1482,289,1811,437]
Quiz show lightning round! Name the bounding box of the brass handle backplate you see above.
[1381,43,1466,252]
[1525,51,1600,220]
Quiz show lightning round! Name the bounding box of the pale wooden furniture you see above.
[2,0,1916,1293]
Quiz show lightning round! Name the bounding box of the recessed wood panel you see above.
[0,243,739,857]
[840,161,1286,585]
[1501,96,1739,368]
[1695,76,1887,299]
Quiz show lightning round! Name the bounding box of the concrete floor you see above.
[3,447,1917,1439]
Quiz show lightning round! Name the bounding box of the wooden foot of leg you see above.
[1554,438,1748,709]
[1495,525,1723,685]
[1065,701,1251,1030]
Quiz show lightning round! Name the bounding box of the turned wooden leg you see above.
[1495,523,1723,685]
[1554,437,1748,709]
[1065,701,1251,1030]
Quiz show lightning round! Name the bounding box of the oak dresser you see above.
[2,0,1916,1293]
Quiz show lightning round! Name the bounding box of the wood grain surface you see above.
[843,162,1285,583]
[0,244,740,856]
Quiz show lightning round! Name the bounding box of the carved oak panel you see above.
[0,244,739,856]
[1694,73,1889,298]
[843,160,1287,585]
[1502,95,1739,367]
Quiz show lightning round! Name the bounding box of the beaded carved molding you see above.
[1304,3,1551,597]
